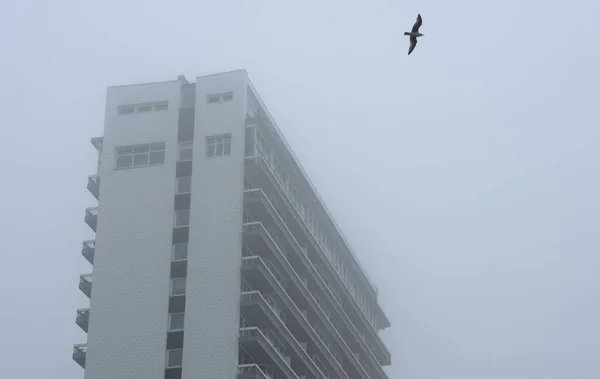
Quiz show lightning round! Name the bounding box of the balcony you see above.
[239,327,298,379]
[238,364,270,379]
[87,175,100,200]
[82,240,95,265]
[241,290,328,379]
[242,259,349,379]
[244,157,391,366]
[79,274,92,298]
[85,207,98,232]
[242,224,374,379]
[91,136,103,152]
[76,308,89,332]
[72,344,86,368]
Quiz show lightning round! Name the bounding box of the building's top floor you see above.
[95,70,390,330]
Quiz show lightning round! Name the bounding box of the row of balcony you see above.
[73,139,100,369]
[244,123,388,331]
[243,186,389,376]
[243,223,376,379]
[245,154,391,367]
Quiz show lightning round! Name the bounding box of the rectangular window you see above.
[115,142,165,169]
[245,127,256,157]
[171,278,186,296]
[137,104,152,112]
[154,101,168,111]
[166,348,183,368]
[178,141,193,162]
[118,105,135,115]
[180,87,196,108]
[206,133,232,158]
[172,243,188,261]
[174,210,190,227]
[176,176,191,194]
[169,313,185,331]
[206,91,233,104]
[118,101,168,115]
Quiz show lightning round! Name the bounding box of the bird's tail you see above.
[404,32,411,36]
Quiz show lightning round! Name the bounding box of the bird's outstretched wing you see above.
[411,14,422,33]
[408,36,418,55]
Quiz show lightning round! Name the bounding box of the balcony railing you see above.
[244,169,391,366]
[76,308,89,332]
[242,256,350,379]
[85,207,98,232]
[239,327,299,379]
[87,175,100,200]
[82,240,95,265]
[72,343,87,368]
[238,364,270,379]
[79,273,92,298]
[91,136,103,152]
[242,226,374,379]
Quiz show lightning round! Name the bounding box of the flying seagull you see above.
[404,14,424,55]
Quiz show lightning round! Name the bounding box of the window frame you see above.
[176,176,192,194]
[206,133,232,158]
[166,348,183,368]
[115,142,165,170]
[172,243,188,261]
[170,278,186,296]
[137,104,152,113]
[154,101,169,111]
[169,312,185,331]
[174,209,190,227]
[206,92,233,104]
[178,141,193,162]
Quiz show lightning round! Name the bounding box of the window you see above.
[115,142,165,169]
[118,105,135,115]
[178,141,193,162]
[180,87,196,108]
[171,278,186,296]
[176,176,191,194]
[172,243,188,261]
[154,101,168,111]
[206,134,231,158]
[245,127,256,157]
[169,313,185,331]
[174,210,190,227]
[137,104,152,112]
[206,92,233,104]
[117,101,168,115]
[166,348,183,368]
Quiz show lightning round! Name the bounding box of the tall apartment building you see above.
[73,69,391,379]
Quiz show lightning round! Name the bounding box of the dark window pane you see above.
[133,153,149,166]
[206,143,215,157]
[179,148,192,162]
[149,151,165,165]
[116,155,133,168]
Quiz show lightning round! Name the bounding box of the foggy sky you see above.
[1,0,599,378]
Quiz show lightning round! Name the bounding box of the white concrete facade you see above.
[85,81,183,379]
[75,69,391,379]
[183,71,248,379]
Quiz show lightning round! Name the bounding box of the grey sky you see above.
[1,0,599,378]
